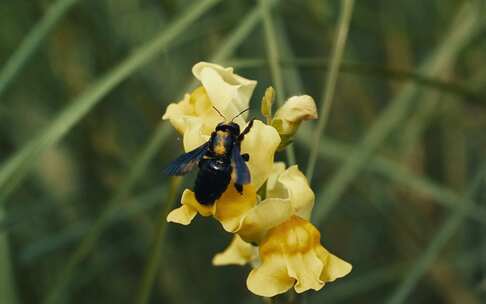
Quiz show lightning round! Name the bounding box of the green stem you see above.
[305,0,355,182]
[134,177,182,304]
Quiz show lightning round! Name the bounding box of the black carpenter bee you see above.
[165,107,254,205]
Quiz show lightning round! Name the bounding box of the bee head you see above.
[215,122,240,135]
[212,106,250,136]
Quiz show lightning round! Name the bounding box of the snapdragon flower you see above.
[162,62,351,298]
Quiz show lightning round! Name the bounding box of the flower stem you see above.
[305,0,355,182]
[134,177,182,304]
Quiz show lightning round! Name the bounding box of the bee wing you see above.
[232,144,251,185]
[164,142,209,176]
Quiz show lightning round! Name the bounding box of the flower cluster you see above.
[162,62,351,297]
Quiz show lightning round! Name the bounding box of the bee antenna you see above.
[231,108,249,122]
[212,106,226,120]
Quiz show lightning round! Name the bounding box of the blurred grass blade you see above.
[385,165,486,304]
[259,0,285,106]
[0,209,18,304]
[0,0,221,206]
[305,0,354,182]
[274,16,304,96]
[134,177,181,304]
[258,0,296,164]
[312,1,482,224]
[0,0,79,99]
[215,0,278,63]
[110,123,172,203]
[296,134,486,224]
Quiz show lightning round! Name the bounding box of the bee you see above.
[165,107,254,205]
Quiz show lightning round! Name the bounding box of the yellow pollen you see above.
[214,142,226,155]
[214,130,229,155]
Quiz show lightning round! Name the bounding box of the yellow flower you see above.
[246,216,352,297]
[236,163,315,244]
[162,62,351,298]
[165,62,281,231]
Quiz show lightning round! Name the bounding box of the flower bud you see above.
[260,86,275,123]
[271,95,317,150]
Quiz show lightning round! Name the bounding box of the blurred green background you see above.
[0,0,485,303]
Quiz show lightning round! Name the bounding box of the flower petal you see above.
[273,95,318,132]
[271,95,317,150]
[237,197,293,244]
[212,235,257,266]
[180,189,214,216]
[162,93,194,134]
[284,220,325,293]
[288,251,326,293]
[193,62,257,127]
[267,165,315,220]
[266,162,286,191]
[246,253,294,297]
[162,86,225,152]
[316,246,353,282]
[166,205,197,225]
[241,120,281,190]
[190,86,223,134]
[236,165,314,243]
[214,184,257,232]
[182,120,209,152]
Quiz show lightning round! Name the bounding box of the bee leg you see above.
[241,153,249,162]
[238,119,254,142]
[234,183,243,194]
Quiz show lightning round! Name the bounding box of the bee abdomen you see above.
[195,158,232,205]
